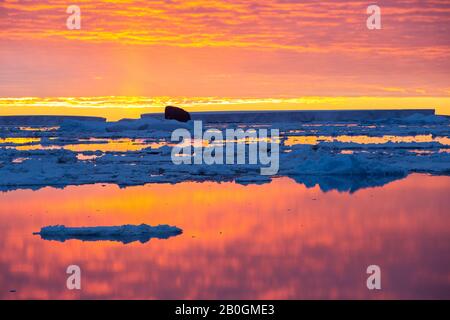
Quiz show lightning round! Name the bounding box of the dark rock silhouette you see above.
[165,106,191,122]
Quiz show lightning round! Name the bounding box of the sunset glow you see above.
[0,96,449,120]
[1,1,450,304]
[1,0,449,114]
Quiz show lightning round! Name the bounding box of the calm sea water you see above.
[0,173,449,299]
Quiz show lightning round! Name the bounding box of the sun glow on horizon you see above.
[0,96,449,121]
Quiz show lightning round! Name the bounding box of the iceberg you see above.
[143,109,438,123]
[33,224,183,244]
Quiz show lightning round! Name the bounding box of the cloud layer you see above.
[0,0,449,97]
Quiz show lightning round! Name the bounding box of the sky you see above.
[0,0,449,117]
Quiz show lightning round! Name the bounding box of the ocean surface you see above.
[0,174,449,299]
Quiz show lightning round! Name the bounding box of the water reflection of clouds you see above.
[0,174,449,299]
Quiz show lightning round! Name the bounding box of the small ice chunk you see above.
[33,224,182,244]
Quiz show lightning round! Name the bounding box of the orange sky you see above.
[0,0,449,116]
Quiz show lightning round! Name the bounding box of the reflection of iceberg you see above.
[290,174,407,193]
[33,224,183,244]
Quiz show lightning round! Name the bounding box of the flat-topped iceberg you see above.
[33,224,183,244]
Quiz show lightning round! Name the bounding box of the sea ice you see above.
[1,111,449,193]
[33,224,183,244]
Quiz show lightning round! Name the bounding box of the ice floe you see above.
[1,111,449,193]
[33,224,183,244]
